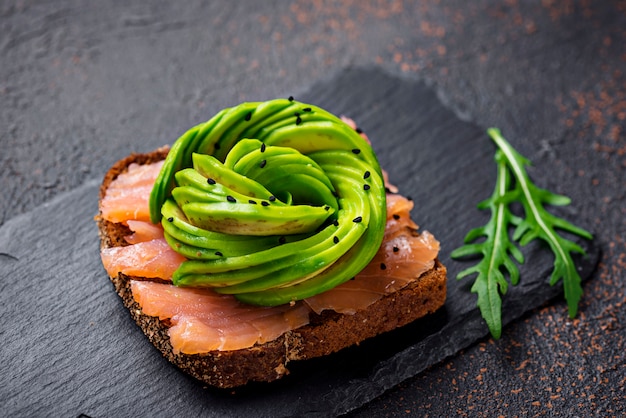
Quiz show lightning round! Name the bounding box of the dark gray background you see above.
[1,1,624,416]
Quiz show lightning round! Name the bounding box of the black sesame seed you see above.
[393,246,399,253]
[351,148,361,154]
[356,127,363,134]
[380,263,387,270]
[167,217,174,222]
[260,143,266,153]
[279,236,286,244]
[324,205,330,211]
[295,116,302,125]
[407,196,413,201]
[226,195,236,203]
[333,236,339,244]
[269,195,276,202]
[261,201,270,207]
[259,159,267,168]
[288,96,294,101]
[249,199,257,205]
[385,187,392,193]
[363,184,370,191]
[207,178,216,185]
[215,251,223,257]
[363,171,370,179]
[333,220,339,227]
[244,112,252,121]
[393,214,400,220]
[353,216,363,223]
[302,107,312,112]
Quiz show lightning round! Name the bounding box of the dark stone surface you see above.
[0,65,601,418]
[1,1,624,417]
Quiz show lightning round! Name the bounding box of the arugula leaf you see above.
[488,128,593,318]
[452,128,593,339]
[450,158,524,339]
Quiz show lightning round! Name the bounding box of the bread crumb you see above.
[274,364,289,377]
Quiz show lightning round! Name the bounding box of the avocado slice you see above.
[161,199,285,258]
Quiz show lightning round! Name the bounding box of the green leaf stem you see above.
[452,128,593,338]
[451,158,524,339]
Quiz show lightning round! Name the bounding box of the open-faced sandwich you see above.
[96,98,447,388]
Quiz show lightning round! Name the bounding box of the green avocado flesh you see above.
[148,98,386,306]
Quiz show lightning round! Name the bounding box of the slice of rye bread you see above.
[96,148,447,389]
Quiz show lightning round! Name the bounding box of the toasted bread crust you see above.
[96,149,447,388]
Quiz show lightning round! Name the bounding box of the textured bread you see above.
[96,148,447,389]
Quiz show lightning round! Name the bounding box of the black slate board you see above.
[0,68,598,418]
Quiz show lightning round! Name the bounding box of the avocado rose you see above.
[149,98,386,306]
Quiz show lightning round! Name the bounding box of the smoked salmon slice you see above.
[100,218,186,280]
[124,220,165,244]
[131,280,310,353]
[100,238,185,281]
[100,161,164,224]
